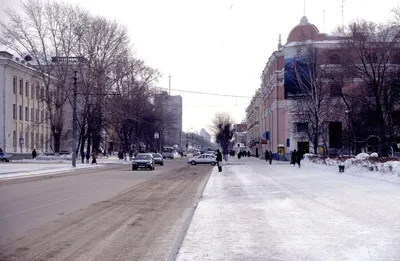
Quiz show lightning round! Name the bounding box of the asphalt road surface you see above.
[0,159,212,261]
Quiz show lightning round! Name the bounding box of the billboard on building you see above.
[284,56,310,99]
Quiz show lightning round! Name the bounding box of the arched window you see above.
[330,54,341,64]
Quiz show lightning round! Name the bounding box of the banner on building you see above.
[284,56,311,99]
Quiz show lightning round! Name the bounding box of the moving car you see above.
[0,152,12,162]
[188,153,217,166]
[132,153,155,170]
[162,146,175,159]
[152,153,164,166]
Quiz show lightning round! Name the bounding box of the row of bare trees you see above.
[0,0,178,154]
[290,10,400,156]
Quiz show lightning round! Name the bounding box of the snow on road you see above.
[0,163,104,179]
[177,158,400,261]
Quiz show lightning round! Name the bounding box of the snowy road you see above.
[177,159,400,261]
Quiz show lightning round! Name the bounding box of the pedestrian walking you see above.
[86,151,90,163]
[265,150,269,162]
[91,151,97,165]
[269,150,273,165]
[216,149,223,172]
[296,150,303,168]
[291,150,297,166]
[32,149,37,159]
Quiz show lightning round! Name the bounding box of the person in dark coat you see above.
[91,151,97,165]
[32,149,37,159]
[247,151,251,157]
[291,150,297,166]
[296,150,303,168]
[216,149,223,172]
[265,150,269,162]
[269,150,273,165]
[86,151,90,163]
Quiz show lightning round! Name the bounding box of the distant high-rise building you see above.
[155,94,182,147]
[200,128,211,142]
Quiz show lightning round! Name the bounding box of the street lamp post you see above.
[72,71,78,167]
[154,132,160,152]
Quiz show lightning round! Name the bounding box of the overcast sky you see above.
[1,0,398,133]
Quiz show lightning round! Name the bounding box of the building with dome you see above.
[253,16,345,159]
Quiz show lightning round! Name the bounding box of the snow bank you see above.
[303,153,400,184]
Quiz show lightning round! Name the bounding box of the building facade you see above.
[0,51,52,154]
[258,16,349,158]
[245,88,263,156]
[200,128,211,143]
[161,95,183,147]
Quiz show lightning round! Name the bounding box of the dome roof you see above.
[286,16,327,44]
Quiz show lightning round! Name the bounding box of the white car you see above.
[188,154,217,166]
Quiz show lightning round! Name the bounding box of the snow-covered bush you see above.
[355,153,369,160]
[370,152,379,158]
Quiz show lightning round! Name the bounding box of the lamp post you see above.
[154,132,160,152]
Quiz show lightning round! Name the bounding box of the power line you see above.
[156,87,253,99]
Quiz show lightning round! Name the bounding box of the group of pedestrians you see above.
[290,149,304,168]
[80,151,98,164]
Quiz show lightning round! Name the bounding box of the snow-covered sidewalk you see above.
[0,163,104,180]
[177,158,400,261]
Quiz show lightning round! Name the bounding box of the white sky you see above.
[1,0,399,133]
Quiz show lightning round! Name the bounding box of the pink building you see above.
[260,16,342,158]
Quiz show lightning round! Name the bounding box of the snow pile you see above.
[303,153,400,183]
[355,153,369,160]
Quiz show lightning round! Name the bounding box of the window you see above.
[25,107,29,121]
[13,131,17,148]
[13,104,16,120]
[19,105,22,120]
[25,132,29,149]
[366,52,377,63]
[40,134,44,150]
[40,111,44,123]
[330,83,342,97]
[296,122,308,133]
[31,108,34,122]
[40,87,44,100]
[19,78,23,95]
[45,112,48,124]
[31,132,34,149]
[36,85,40,100]
[25,81,29,97]
[13,76,17,93]
[330,54,341,64]
[36,110,39,123]
[31,85,34,99]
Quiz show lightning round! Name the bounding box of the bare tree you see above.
[211,113,235,160]
[335,20,400,155]
[289,44,342,154]
[0,0,84,153]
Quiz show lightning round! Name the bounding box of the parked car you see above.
[0,152,12,162]
[132,153,155,170]
[188,153,216,166]
[152,153,164,166]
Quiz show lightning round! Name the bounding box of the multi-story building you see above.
[234,122,247,151]
[0,51,52,154]
[245,88,263,156]
[155,94,182,147]
[200,128,211,143]
[259,16,346,158]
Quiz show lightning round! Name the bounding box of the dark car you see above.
[132,153,154,171]
[152,153,164,166]
[0,152,11,162]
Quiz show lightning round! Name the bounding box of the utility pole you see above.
[168,74,171,95]
[72,70,78,167]
[341,0,345,31]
